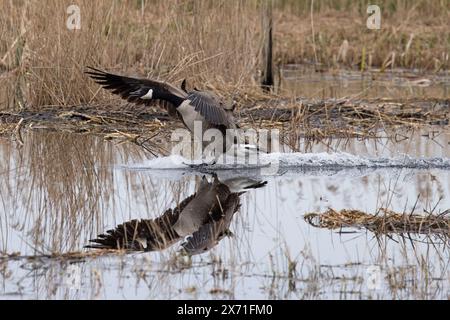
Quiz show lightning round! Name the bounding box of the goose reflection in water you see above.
[86,175,266,256]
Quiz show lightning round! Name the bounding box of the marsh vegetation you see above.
[0,0,449,300]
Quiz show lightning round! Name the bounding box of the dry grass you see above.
[305,208,450,241]
[0,0,448,112]
[0,0,262,110]
[276,1,450,71]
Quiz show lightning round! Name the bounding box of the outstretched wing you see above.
[86,67,187,113]
[86,194,195,251]
[187,91,234,127]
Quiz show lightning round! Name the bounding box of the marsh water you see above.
[281,65,450,99]
[1,128,449,299]
[1,69,449,300]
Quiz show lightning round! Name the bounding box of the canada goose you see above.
[86,175,267,255]
[85,67,238,156]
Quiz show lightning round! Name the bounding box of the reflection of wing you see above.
[86,194,195,251]
[187,91,233,127]
[181,194,241,256]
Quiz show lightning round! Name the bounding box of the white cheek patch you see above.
[140,89,153,99]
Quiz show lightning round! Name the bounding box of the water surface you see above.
[1,129,449,299]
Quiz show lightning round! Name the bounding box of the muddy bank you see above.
[1,97,448,141]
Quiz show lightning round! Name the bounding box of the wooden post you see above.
[261,0,273,91]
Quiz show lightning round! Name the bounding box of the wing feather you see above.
[86,194,196,251]
[85,67,187,113]
[187,91,233,127]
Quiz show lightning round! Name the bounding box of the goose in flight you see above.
[86,67,239,156]
[86,175,267,255]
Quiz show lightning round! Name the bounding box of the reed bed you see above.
[0,0,448,111]
[304,208,450,241]
[0,0,262,110]
[276,0,450,71]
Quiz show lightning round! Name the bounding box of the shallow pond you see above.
[281,65,450,99]
[0,128,449,299]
